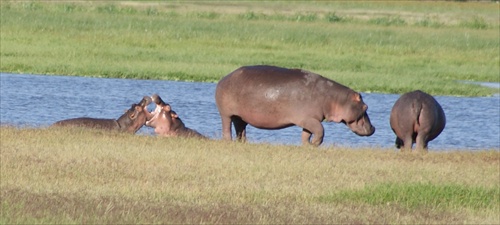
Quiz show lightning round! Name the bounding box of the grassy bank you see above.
[1,1,499,96]
[1,126,499,224]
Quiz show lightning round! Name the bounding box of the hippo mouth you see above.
[145,94,169,127]
[145,105,162,126]
[139,96,153,107]
[344,113,375,136]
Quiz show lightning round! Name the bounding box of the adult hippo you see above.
[145,94,206,139]
[390,90,446,152]
[215,65,375,146]
[52,96,152,134]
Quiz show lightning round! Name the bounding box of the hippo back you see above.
[53,117,120,130]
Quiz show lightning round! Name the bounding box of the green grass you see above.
[1,126,499,224]
[0,1,499,96]
[319,183,499,210]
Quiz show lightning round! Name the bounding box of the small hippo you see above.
[390,90,446,151]
[52,96,152,134]
[215,65,375,146]
[145,94,206,139]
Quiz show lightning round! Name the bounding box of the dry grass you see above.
[1,126,499,224]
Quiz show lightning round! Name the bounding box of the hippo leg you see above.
[400,136,414,152]
[415,133,429,152]
[395,137,404,149]
[232,116,248,142]
[298,119,324,146]
[221,115,233,141]
[301,129,312,145]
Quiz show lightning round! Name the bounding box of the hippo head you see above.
[121,96,152,133]
[151,93,168,106]
[330,92,375,136]
[145,94,178,136]
[145,94,170,120]
[146,105,179,137]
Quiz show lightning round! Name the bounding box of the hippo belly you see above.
[390,90,446,151]
[233,87,317,130]
[215,65,375,146]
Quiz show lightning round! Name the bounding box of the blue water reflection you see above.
[1,73,499,151]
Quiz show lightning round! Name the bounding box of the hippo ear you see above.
[163,104,171,111]
[353,93,361,102]
[170,112,179,118]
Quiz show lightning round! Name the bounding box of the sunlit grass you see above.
[319,183,499,210]
[0,1,498,96]
[1,126,499,224]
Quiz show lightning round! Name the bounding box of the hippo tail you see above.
[413,101,423,126]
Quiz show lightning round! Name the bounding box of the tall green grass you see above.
[0,1,498,96]
[1,126,499,224]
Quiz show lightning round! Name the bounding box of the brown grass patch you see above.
[1,126,498,224]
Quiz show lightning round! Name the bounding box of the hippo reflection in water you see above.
[52,96,152,134]
[145,94,206,139]
[215,65,375,146]
[390,90,446,152]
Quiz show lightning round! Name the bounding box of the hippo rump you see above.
[145,94,206,139]
[390,90,446,151]
[52,96,152,134]
[215,65,375,146]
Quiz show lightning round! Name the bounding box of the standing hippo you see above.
[145,94,206,139]
[390,90,446,151]
[52,96,152,134]
[215,65,375,146]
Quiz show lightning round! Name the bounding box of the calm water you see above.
[1,73,499,151]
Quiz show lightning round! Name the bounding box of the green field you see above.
[1,2,499,223]
[1,127,499,224]
[1,1,499,96]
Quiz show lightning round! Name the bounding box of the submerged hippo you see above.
[215,65,375,146]
[145,94,206,139]
[52,96,152,134]
[390,90,446,151]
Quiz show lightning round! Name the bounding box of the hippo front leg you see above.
[395,137,404,149]
[298,119,324,146]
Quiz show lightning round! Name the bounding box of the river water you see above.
[1,73,499,151]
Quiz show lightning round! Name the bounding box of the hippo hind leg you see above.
[415,133,429,152]
[399,135,414,153]
[231,116,248,142]
[221,115,233,141]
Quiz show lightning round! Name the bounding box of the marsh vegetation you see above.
[1,1,499,96]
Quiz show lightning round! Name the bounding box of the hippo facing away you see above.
[215,65,375,146]
[390,90,446,152]
[52,96,152,134]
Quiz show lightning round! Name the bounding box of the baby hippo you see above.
[390,90,446,152]
[145,94,206,139]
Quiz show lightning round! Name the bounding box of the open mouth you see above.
[145,94,169,126]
